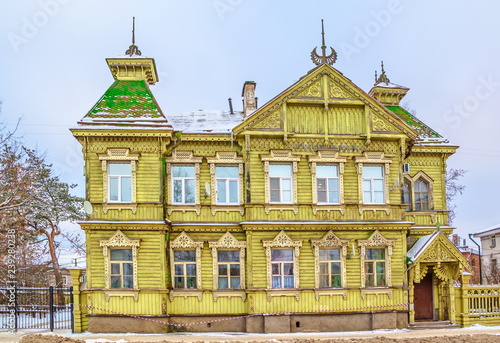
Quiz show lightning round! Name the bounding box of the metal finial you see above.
[375,60,390,85]
[125,17,142,57]
[311,19,337,66]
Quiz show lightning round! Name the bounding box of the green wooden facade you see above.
[70,39,471,333]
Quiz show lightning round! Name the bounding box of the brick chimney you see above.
[242,81,257,118]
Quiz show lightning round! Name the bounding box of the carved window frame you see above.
[260,150,301,214]
[355,152,392,214]
[308,150,347,214]
[100,230,140,290]
[209,232,246,292]
[166,151,203,215]
[404,171,434,212]
[312,230,349,289]
[98,148,140,213]
[358,230,396,288]
[206,152,244,215]
[262,231,303,290]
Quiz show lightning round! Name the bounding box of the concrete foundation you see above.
[88,311,408,333]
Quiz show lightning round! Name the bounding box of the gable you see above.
[234,64,418,139]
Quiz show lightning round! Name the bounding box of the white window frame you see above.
[403,171,434,212]
[172,249,198,289]
[108,162,132,203]
[316,164,340,204]
[362,164,385,204]
[98,148,140,213]
[269,164,293,204]
[355,152,392,213]
[166,151,203,215]
[215,166,240,205]
[171,165,196,205]
[109,248,134,289]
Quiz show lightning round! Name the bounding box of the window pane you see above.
[366,274,374,287]
[365,262,374,273]
[282,190,292,202]
[229,180,238,203]
[186,264,197,276]
[230,277,240,289]
[111,276,121,288]
[272,276,281,288]
[216,166,238,178]
[218,277,228,289]
[332,275,341,287]
[270,190,280,202]
[111,249,132,261]
[374,190,384,204]
[123,276,133,289]
[121,177,132,202]
[109,163,131,176]
[174,264,184,276]
[319,248,340,260]
[174,277,184,288]
[269,164,292,177]
[272,263,280,275]
[283,263,294,275]
[174,250,196,262]
[320,275,329,288]
[218,265,228,276]
[374,179,384,192]
[218,250,239,262]
[217,180,227,203]
[363,165,383,178]
[328,178,339,191]
[319,262,328,274]
[186,277,196,288]
[173,180,182,203]
[123,263,133,275]
[230,264,240,276]
[172,165,194,177]
[271,249,293,261]
[270,178,280,190]
[109,177,119,201]
[331,262,341,274]
[185,179,195,204]
[111,263,120,274]
[317,165,338,178]
[284,276,294,288]
[366,248,385,260]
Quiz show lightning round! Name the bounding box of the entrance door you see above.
[414,272,433,320]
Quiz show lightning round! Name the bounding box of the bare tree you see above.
[446,168,467,224]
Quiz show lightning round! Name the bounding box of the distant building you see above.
[473,224,500,284]
[450,234,480,284]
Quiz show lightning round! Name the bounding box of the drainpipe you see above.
[468,234,482,284]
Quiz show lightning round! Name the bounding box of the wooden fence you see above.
[455,284,500,326]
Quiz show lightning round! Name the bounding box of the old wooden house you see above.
[70,30,471,333]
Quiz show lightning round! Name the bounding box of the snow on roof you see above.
[474,224,500,237]
[169,109,244,133]
[374,81,408,89]
[407,232,437,263]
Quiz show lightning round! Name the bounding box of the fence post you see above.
[49,286,54,332]
[70,286,74,333]
[68,268,83,333]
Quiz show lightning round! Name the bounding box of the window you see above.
[217,250,241,289]
[209,232,246,291]
[362,165,385,204]
[414,178,430,211]
[100,230,140,290]
[170,232,203,291]
[173,250,197,289]
[108,162,132,202]
[216,166,239,205]
[358,230,395,288]
[402,180,411,211]
[269,164,293,203]
[271,249,295,288]
[319,248,342,287]
[110,248,134,289]
[172,165,196,204]
[316,165,339,204]
[364,248,386,287]
[492,259,497,275]
[263,231,302,289]
[491,236,497,249]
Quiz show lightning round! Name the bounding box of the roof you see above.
[385,105,443,140]
[78,80,172,129]
[474,224,500,237]
[373,81,408,89]
[407,232,436,263]
[168,109,244,133]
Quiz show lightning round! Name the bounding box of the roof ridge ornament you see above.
[375,61,391,85]
[125,17,142,57]
[310,19,337,66]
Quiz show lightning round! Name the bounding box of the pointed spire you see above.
[375,60,390,85]
[310,20,337,66]
[125,17,142,57]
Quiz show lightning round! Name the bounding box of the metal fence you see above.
[0,286,73,332]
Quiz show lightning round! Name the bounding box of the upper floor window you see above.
[414,178,430,211]
[216,166,239,205]
[172,165,196,204]
[491,236,497,249]
[269,164,293,203]
[108,162,132,203]
[403,171,434,212]
[362,165,385,204]
[316,165,339,204]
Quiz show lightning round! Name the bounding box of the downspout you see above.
[468,234,482,284]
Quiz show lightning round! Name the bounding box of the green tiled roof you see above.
[386,106,441,139]
[84,80,168,124]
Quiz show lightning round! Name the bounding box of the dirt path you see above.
[1,326,499,343]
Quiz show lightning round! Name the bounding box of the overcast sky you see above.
[1,1,499,241]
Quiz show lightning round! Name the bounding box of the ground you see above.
[1,327,500,343]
